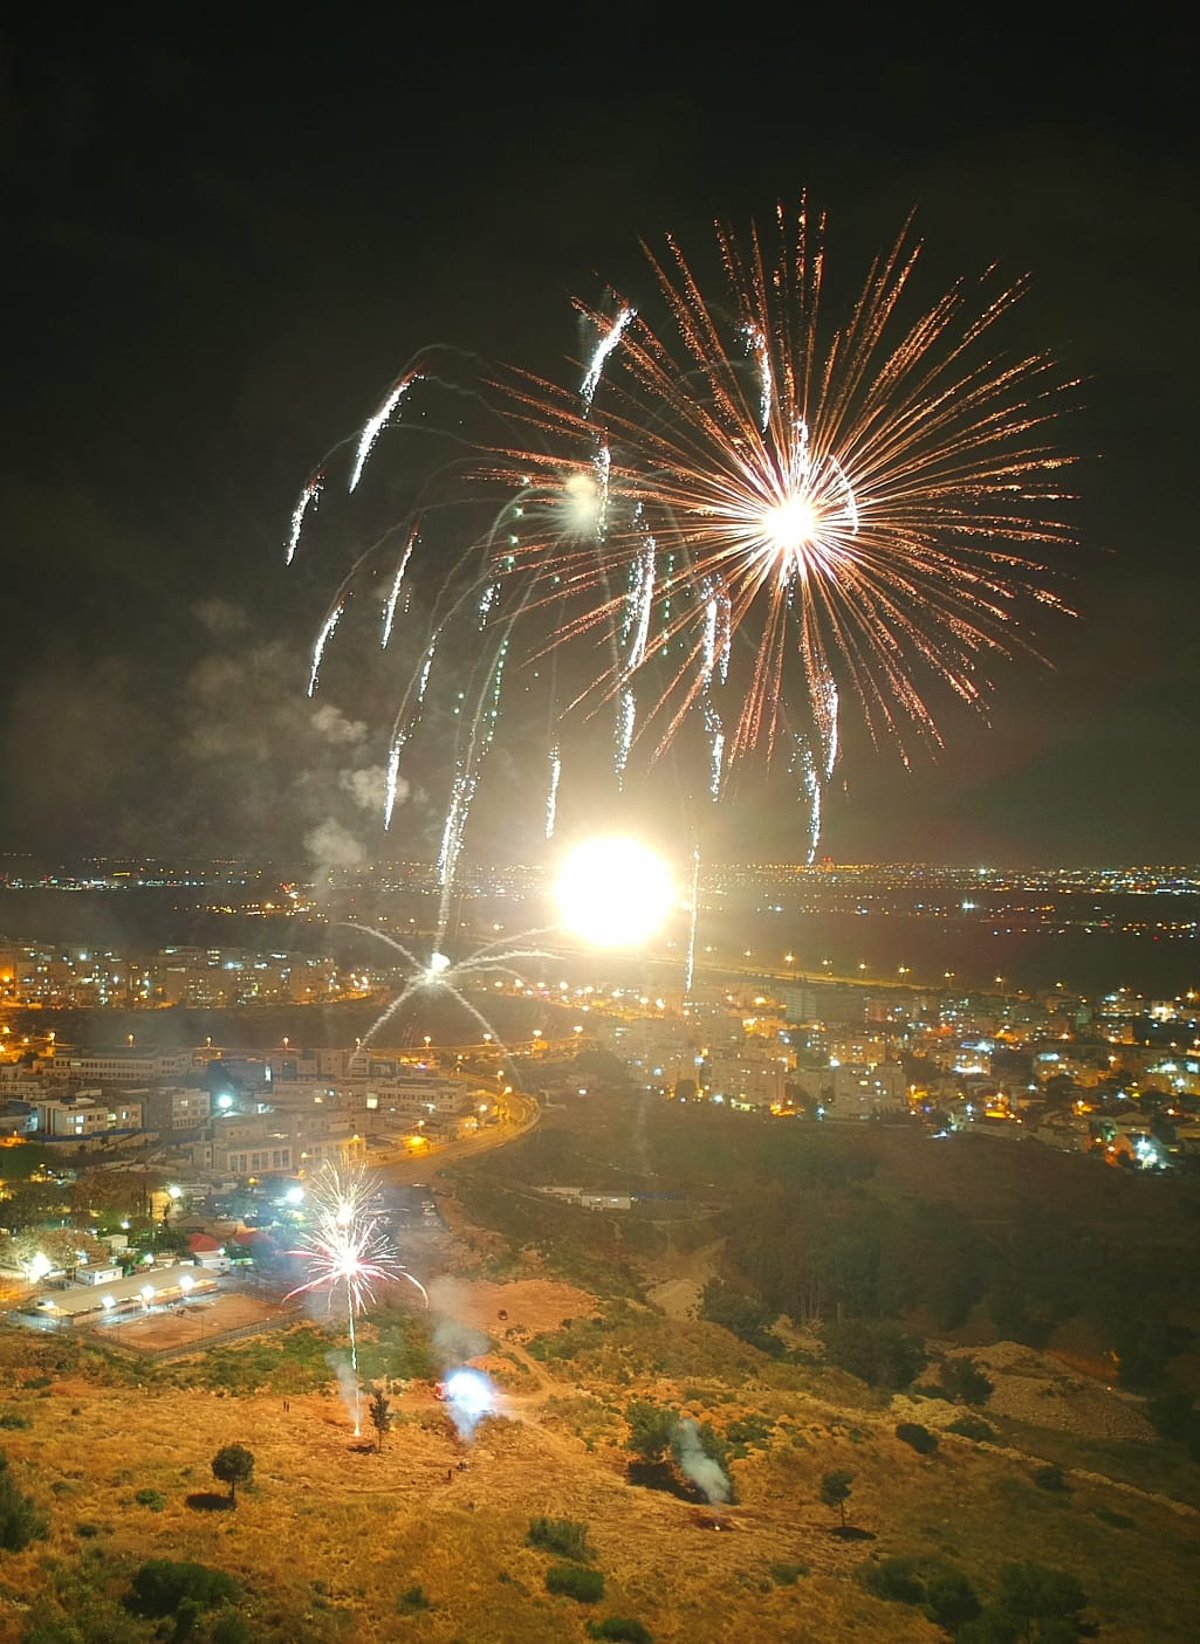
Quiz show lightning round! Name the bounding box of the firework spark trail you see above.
[289,200,1075,869]
[544,746,561,838]
[381,529,418,648]
[287,1162,427,1435]
[348,371,422,493]
[492,201,1075,810]
[307,600,346,697]
[580,305,636,413]
[286,473,324,565]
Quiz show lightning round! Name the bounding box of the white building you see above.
[34,1094,143,1137]
[831,1061,907,1118]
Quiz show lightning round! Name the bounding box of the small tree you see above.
[819,1468,854,1529]
[368,1387,392,1453]
[0,1451,47,1550]
[624,1400,675,1464]
[211,1445,254,1506]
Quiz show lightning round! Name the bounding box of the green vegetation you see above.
[527,1515,592,1561]
[823,1319,927,1390]
[210,1444,254,1505]
[896,1422,939,1456]
[127,1558,239,1620]
[769,1561,810,1585]
[368,1385,391,1452]
[546,1564,605,1602]
[697,1278,783,1356]
[397,1584,430,1613]
[947,1414,995,1443]
[132,1488,166,1512]
[819,1467,854,1528]
[587,1619,652,1642]
[0,1449,47,1550]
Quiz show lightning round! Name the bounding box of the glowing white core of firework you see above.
[555,838,674,948]
[429,951,451,974]
[562,471,601,536]
[444,1368,495,1420]
[762,494,820,555]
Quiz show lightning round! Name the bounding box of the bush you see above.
[948,1414,995,1443]
[0,1412,32,1430]
[824,1319,927,1390]
[895,1422,939,1455]
[547,1564,605,1602]
[397,1585,430,1613]
[0,1451,47,1550]
[769,1561,810,1585]
[587,1619,652,1642]
[527,1516,592,1561]
[211,1615,251,1644]
[127,1559,239,1619]
[863,1557,925,1605]
[939,1356,995,1406]
[1032,1463,1069,1493]
[863,1556,980,1630]
[133,1488,166,1512]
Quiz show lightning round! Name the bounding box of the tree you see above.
[211,1445,254,1506]
[368,1386,392,1453]
[819,1468,854,1529]
[624,1401,675,1463]
[939,1355,994,1406]
[995,1561,1088,1638]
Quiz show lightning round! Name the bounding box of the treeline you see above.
[723,1181,1198,1392]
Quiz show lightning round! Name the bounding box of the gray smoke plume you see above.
[325,1350,361,1429]
[673,1418,730,1503]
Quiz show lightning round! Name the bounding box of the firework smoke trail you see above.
[287,1162,427,1436]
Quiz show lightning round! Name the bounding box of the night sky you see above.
[2,13,1196,869]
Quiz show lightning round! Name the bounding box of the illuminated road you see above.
[374,1087,541,1187]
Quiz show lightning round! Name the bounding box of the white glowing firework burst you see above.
[344,921,554,1052]
[287,200,1076,871]
[288,1161,426,1435]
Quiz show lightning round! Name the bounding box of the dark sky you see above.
[1,11,1196,870]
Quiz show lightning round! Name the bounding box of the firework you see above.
[288,200,1075,872]
[345,920,554,1053]
[288,1161,426,1435]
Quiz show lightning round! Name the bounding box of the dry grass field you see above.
[1,1269,1198,1643]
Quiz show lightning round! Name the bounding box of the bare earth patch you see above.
[427,1276,598,1338]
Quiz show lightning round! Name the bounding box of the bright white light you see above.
[179,1273,195,1294]
[285,1184,305,1206]
[761,494,819,555]
[25,1252,53,1283]
[555,838,675,948]
[428,951,451,975]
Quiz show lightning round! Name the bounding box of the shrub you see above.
[769,1562,810,1585]
[1032,1463,1069,1493]
[0,1412,32,1430]
[133,1488,165,1512]
[895,1422,939,1455]
[823,1319,927,1390]
[864,1557,926,1605]
[211,1615,251,1644]
[127,1559,239,1619]
[0,1451,47,1550]
[587,1619,652,1642]
[863,1556,980,1630]
[948,1414,994,1443]
[397,1585,430,1613]
[547,1564,605,1602]
[939,1356,995,1406]
[527,1516,592,1561]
